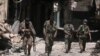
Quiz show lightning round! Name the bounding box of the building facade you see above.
[2,0,100,40]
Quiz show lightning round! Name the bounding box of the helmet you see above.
[83,19,87,23]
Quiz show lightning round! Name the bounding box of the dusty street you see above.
[1,37,100,56]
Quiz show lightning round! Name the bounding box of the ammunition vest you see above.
[65,24,73,34]
[78,25,89,38]
[46,25,55,33]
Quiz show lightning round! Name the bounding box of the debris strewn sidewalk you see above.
[0,37,100,56]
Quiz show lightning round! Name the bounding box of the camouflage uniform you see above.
[43,20,57,55]
[64,24,74,53]
[19,19,36,55]
[77,19,91,53]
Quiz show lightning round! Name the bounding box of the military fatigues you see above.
[43,20,57,55]
[64,24,74,53]
[77,24,90,53]
[19,20,36,55]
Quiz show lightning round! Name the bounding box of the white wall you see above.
[0,0,8,22]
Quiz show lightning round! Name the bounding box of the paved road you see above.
[1,37,99,56]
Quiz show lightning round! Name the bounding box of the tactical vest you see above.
[46,24,53,33]
[78,25,88,38]
[79,25,88,34]
[79,26,84,35]
[66,24,73,34]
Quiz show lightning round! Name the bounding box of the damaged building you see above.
[0,0,100,41]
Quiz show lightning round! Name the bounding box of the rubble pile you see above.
[10,34,23,52]
[0,36,11,50]
[0,33,22,51]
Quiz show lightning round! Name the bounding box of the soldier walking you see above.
[43,18,57,56]
[19,19,36,56]
[77,19,91,53]
[64,21,74,53]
